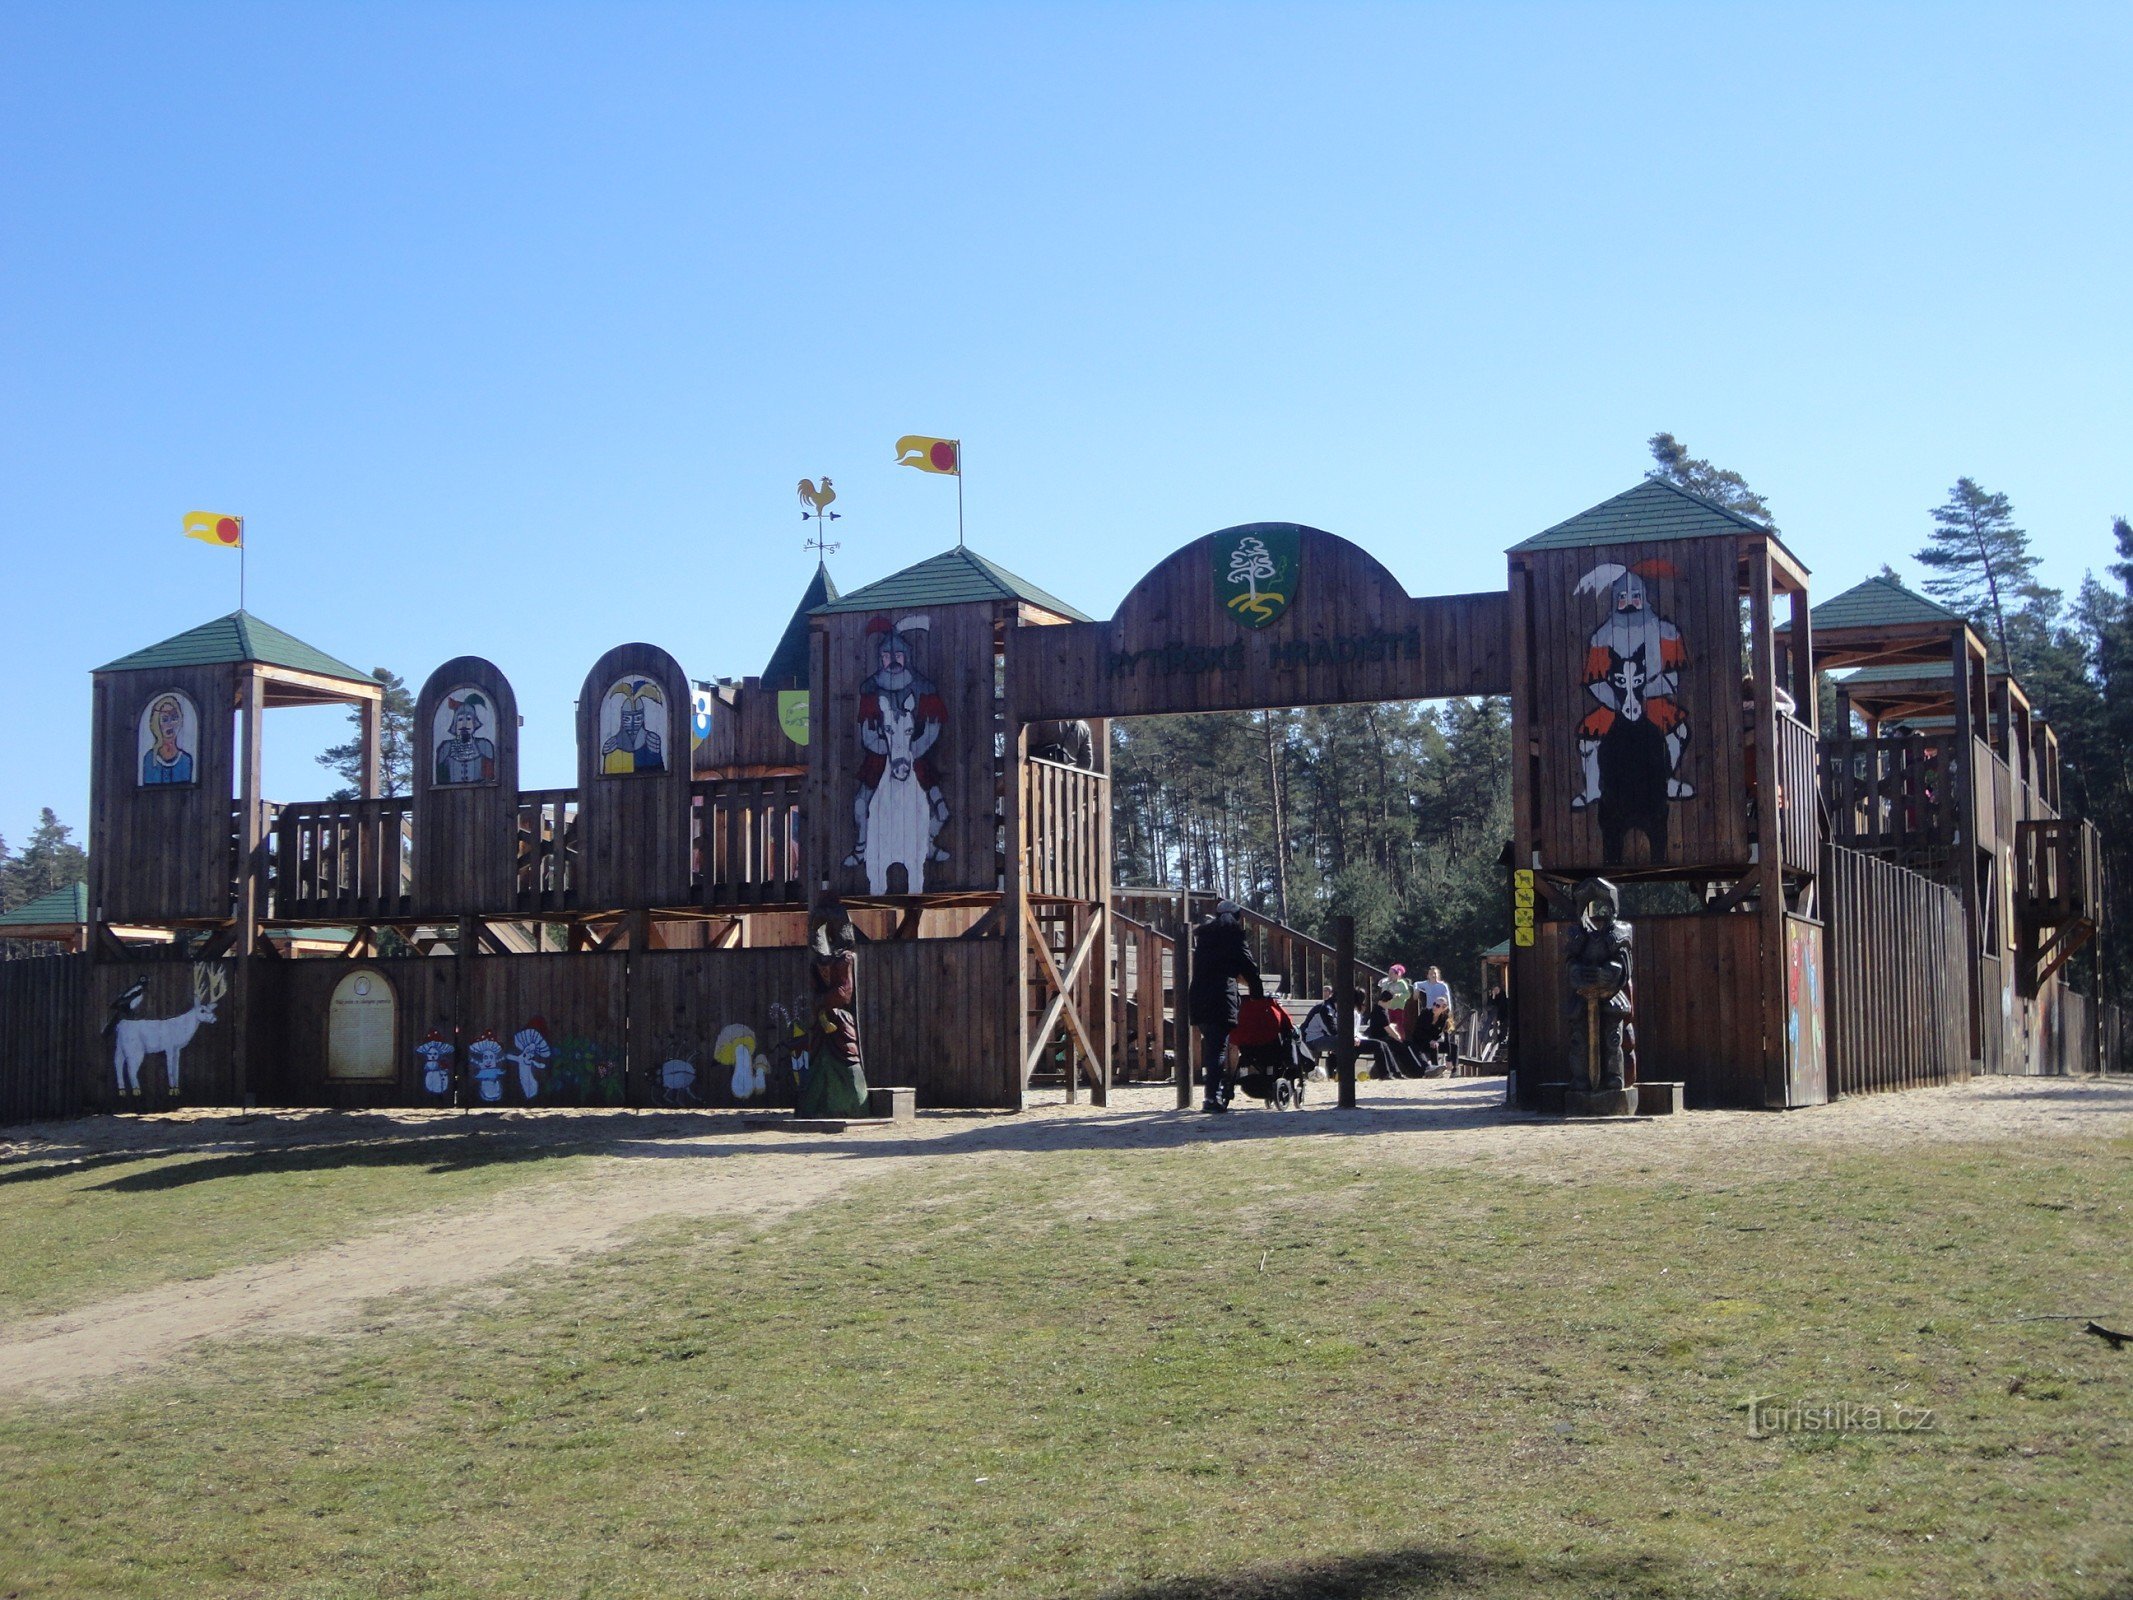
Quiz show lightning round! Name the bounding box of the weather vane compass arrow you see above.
[798,475,841,561]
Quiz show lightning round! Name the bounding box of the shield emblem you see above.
[777,690,811,746]
[690,687,714,748]
[1213,525,1301,629]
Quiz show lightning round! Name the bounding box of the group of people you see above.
[1299,965,1457,1082]
[1183,899,1460,1114]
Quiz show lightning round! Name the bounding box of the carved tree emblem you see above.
[1213,526,1300,629]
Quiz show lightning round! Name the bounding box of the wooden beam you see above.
[1022,898,1104,1082]
[1748,544,1789,1106]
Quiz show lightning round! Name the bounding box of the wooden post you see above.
[1748,543,1789,1106]
[1507,560,1536,870]
[1951,628,1983,1065]
[1095,720,1113,1107]
[1334,913,1356,1109]
[359,692,382,800]
[231,666,267,1106]
[1004,719,1030,1111]
[1174,884,1192,1109]
[1788,586,1816,735]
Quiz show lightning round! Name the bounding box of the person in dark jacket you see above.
[1186,900,1263,1113]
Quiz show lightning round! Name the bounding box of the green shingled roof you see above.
[1510,476,1775,553]
[813,545,1091,621]
[0,881,87,928]
[94,611,373,683]
[1806,576,1964,632]
[1840,662,1954,685]
[763,562,840,685]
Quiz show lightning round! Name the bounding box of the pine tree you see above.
[3,810,88,906]
[318,669,416,798]
[1914,478,2040,674]
[1646,433,1778,528]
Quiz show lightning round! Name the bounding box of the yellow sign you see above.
[1512,869,1534,889]
[1514,926,1536,947]
[777,690,810,746]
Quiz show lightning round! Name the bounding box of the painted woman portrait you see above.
[137,691,197,786]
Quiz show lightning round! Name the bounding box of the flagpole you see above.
[240,518,247,611]
[956,441,965,548]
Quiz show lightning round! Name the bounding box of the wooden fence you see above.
[1024,758,1107,902]
[1821,842,1970,1095]
[0,954,87,1124]
[263,778,817,924]
[514,788,579,913]
[0,938,1020,1126]
[691,776,806,908]
[273,797,416,922]
[1774,710,1822,876]
[1819,731,1952,866]
[1109,911,1175,1081]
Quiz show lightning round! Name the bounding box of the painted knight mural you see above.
[1572,559,1691,863]
[433,688,499,786]
[600,677,668,775]
[846,613,948,895]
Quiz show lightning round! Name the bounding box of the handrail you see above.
[1024,759,1108,902]
[691,775,806,907]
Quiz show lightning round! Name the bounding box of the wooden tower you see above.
[1505,479,1825,1108]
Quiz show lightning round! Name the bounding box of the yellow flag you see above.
[894,436,959,475]
[183,511,243,549]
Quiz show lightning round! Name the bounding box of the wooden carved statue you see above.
[1564,877,1635,1098]
[798,902,870,1118]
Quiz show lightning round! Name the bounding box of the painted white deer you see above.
[112,964,227,1097]
[863,689,932,896]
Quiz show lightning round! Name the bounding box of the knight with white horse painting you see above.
[846,613,949,895]
[108,964,227,1098]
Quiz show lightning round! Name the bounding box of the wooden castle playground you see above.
[0,478,2111,1125]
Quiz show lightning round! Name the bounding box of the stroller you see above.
[1228,996,1310,1110]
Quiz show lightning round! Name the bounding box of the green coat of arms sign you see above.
[1214,525,1300,629]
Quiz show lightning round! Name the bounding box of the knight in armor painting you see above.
[433,691,498,786]
[600,678,667,775]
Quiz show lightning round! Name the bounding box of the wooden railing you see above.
[1110,888,1386,999]
[1773,710,1821,875]
[692,776,806,907]
[1024,758,1108,901]
[2016,816,2102,931]
[1109,910,1176,1080]
[1818,732,1953,866]
[273,796,415,922]
[514,788,578,914]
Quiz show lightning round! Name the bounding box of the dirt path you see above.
[2,1075,2126,1401]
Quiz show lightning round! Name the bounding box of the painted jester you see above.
[1573,560,1692,860]
[845,614,949,890]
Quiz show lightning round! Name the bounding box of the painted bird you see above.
[797,478,839,520]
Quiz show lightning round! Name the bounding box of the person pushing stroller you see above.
[1187,900,1264,1114]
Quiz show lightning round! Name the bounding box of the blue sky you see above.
[3,2,2127,845]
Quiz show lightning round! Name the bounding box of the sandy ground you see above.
[2,1073,2127,1402]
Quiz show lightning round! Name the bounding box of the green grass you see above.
[0,1125,606,1320]
[2,1134,2129,1599]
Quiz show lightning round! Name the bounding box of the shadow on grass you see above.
[1096,1544,1770,1600]
[83,1135,583,1191]
[0,1086,1551,1194]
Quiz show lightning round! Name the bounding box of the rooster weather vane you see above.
[798,476,841,562]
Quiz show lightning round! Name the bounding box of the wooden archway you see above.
[1004,523,1511,724]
